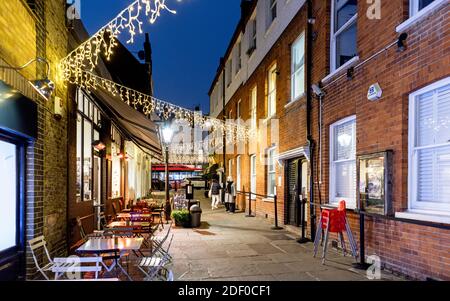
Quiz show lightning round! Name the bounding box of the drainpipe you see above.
[306,0,317,242]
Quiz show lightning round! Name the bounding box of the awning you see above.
[90,87,162,157]
[0,80,37,140]
[277,145,310,162]
[152,164,203,172]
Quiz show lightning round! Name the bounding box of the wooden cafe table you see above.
[76,237,143,281]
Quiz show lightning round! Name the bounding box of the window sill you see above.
[263,197,275,203]
[396,0,447,33]
[395,210,450,224]
[284,93,305,109]
[322,56,360,84]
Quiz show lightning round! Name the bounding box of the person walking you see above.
[225,176,236,214]
[209,178,221,210]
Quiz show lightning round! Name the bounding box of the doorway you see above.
[285,158,308,226]
[93,155,102,230]
[0,135,25,281]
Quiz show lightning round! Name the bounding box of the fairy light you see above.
[59,0,176,85]
[80,71,251,145]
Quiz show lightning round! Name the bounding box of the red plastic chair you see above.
[314,201,358,264]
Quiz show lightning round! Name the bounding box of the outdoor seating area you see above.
[30,202,174,281]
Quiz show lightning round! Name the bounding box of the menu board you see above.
[358,151,393,216]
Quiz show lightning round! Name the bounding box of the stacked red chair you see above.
[313,201,358,264]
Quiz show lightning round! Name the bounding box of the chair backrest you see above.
[103,227,134,238]
[28,236,53,279]
[99,212,107,229]
[76,216,87,239]
[146,254,170,281]
[53,257,102,279]
[112,202,118,216]
[164,234,175,254]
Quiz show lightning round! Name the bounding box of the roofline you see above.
[208,0,257,96]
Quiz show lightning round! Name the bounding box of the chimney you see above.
[240,0,253,21]
[143,33,153,96]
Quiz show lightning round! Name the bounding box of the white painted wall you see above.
[210,0,307,118]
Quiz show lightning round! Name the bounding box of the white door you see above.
[250,155,256,199]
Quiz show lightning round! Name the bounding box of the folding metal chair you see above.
[52,257,103,280]
[28,236,56,280]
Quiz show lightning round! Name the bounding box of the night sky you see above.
[81,0,241,114]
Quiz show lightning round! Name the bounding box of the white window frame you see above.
[330,0,358,72]
[228,159,233,180]
[250,86,257,129]
[408,77,450,215]
[250,154,257,200]
[237,100,242,120]
[249,18,257,54]
[267,64,277,118]
[410,0,436,17]
[329,115,357,208]
[267,147,277,197]
[267,0,278,29]
[291,32,306,102]
[235,41,242,74]
[397,0,446,33]
[226,60,233,87]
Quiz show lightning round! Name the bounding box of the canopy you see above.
[152,164,203,172]
[91,87,162,158]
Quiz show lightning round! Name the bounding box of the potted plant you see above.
[171,210,190,228]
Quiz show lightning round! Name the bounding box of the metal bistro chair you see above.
[28,236,57,280]
[137,252,173,281]
[52,257,103,280]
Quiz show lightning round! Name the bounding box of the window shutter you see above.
[417,90,434,147]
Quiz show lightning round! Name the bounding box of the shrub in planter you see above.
[171,210,190,227]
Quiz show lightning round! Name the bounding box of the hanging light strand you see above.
[81,71,252,144]
[59,0,176,85]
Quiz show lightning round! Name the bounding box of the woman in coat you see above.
[225,176,236,214]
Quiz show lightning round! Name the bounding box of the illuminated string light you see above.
[80,71,252,145]
[59,0,176,85]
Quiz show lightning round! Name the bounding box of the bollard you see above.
[246,190,255,217]
[271,193,283,230]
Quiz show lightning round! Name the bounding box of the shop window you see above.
[330,116,357,208]
[250,154,257,199]
[236,156,241,191]
[409,78,450,214]
[0,140,17,252]
[76,89,102,202]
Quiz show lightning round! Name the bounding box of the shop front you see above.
[0,80,37,280]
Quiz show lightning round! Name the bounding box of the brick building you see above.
[0,0,69,280]
[0,1,162,280]
[209,0,449,280]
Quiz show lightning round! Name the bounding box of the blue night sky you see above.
[80,0,241,113]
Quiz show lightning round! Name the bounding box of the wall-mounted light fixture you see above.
[0,57,55,100]
[92,140,106,151]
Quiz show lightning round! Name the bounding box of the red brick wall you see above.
[212,0,449,280]
[308,0,450,280]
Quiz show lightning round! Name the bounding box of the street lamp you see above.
[162,126,174,203]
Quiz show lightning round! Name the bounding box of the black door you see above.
[0,134,25,281]
[286,159,301,226]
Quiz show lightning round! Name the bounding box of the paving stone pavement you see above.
[166,190,405,282]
